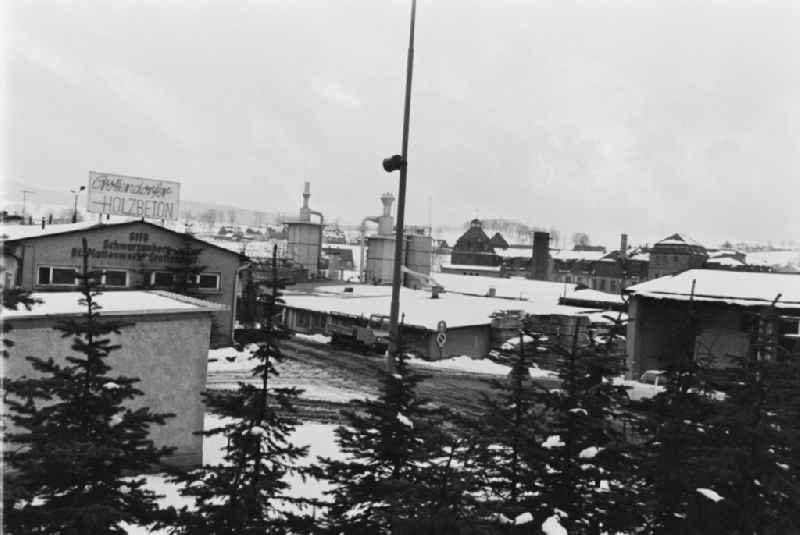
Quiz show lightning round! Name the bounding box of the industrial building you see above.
[624,269,800,378]
[3,290,224,467]
[358,192,432,286]
[281,276,615,361]
[285,182,324,278]
[1,219,247,345]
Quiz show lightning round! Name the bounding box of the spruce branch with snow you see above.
[3,238,175,534]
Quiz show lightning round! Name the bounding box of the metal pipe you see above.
[309,210,324,277]
[359,216,380,281]
[387,0,416,372]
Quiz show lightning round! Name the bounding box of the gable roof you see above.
[488,232,509,249]
[2,220,248,261]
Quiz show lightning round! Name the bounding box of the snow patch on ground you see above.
[293,332,332,344]
[123,414,341,534]
[408,355,556,380]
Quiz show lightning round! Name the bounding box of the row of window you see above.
[36,266,221,290]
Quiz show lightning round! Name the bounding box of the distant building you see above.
[648,233,707,279]
[625,269,800,378]
[450,219,502,267]
[488,232,509,250]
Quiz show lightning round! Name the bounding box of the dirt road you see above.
[207,337,560,422]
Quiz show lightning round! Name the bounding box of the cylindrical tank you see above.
[365,235,396,284]
[404,234,432,275]
[286,221,322,277]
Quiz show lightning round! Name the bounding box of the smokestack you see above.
[302,181,311,210]
[620,233,628,260]
[531,232,551,281]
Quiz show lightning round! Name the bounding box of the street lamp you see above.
[71,186,86,223]
[383,0,417,373]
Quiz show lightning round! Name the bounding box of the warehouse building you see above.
[1,220,247,345]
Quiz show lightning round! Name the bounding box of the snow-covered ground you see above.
[123,415,339,534]
[408,355,557,380]
[207,345,374,403]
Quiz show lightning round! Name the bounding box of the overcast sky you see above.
[4,0,800,248]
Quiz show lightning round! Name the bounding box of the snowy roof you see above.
[441,263,501,272]
[745,250,800,267]
[1,220,119,241]
[550,250,607,262]
[3,290,227,320]
[1,220,247,259]
[706,257,745,267]
[283,286,601,331]
[653,233,705,248]
[494,247,532,258]
[625,269,800,309]
[567,288,626,305]
[433,272,574,303]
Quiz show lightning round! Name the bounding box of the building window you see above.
[598,279,606,291]
[672,256,679,263]
[151,271,175,287]
[197,273,221,290]
[610,280,618,292]
[37,266,78,286]
[103,270,128,287]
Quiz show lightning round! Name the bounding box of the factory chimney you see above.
[620,233,629,260]
[299,181,311,221]
[530,231,551,281]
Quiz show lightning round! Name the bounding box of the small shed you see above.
[3,290,227,468]
[624,269,800,378]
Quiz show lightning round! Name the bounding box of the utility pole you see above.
[21,190,34,219]
[383,0,417,372]
[71,185,86,223]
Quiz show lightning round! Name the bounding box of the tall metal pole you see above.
[387,0,417,372]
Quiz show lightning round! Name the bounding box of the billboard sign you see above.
[87,171,181,221]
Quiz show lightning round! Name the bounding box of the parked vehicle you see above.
[327,312,391,354]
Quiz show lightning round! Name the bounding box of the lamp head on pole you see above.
[382,154,406,173]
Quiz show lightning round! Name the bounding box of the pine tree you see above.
[2,287,40,359]
[317,336,476,534]
[168,244,314,534]
[702,298,800,534]
[532,317,639,534]
[469,329,547,531]
[3,238,175,534]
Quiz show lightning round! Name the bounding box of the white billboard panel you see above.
[87,171,181,221]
